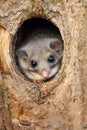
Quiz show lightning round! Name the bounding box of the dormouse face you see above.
[16,40,63,81]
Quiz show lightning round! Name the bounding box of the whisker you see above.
[21,67,38,72]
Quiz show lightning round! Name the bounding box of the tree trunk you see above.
[0,0,87,130]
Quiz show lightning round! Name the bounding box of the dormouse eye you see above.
[31,60,37,68]
[48,55,55,63]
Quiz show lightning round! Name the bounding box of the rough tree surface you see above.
[0,0,87,130]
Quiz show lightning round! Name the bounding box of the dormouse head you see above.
[16,40,63,81]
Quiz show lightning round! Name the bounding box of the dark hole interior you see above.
[16,17,61,47]
[13,17,64,82]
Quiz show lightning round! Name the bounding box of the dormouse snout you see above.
[39,69,51,77]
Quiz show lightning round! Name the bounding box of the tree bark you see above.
[0,0,87,130]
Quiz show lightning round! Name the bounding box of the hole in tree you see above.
[13,17,64,82]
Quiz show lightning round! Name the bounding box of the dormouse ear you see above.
[16,49,28,60]
[50,41,62,51]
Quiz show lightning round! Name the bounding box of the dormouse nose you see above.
[39,69,51,77]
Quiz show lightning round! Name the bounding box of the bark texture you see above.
[0,0,87,130]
